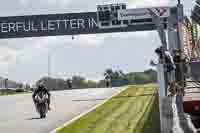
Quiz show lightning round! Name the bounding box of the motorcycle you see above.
[34,91,49,118]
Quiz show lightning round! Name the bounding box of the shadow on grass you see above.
[72,93,158,102]
[114,93,158,99]
[141,95,160,133]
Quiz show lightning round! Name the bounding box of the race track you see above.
[0,87,124,133]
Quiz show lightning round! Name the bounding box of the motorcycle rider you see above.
[32,83,51,110]
[67,79,72,89]
[105,75,111,88]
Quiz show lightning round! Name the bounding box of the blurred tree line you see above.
[35,68,157,90]
[0,77,26,89]
[0,77,31,93]
[104,68,157,86]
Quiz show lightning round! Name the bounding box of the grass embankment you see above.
[57,84,160,133]
[0,89,30,96]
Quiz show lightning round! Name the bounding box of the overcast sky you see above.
[0,0,194,84]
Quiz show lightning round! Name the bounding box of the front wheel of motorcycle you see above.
[40,114,46,119]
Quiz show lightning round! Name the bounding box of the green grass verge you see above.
[0,90,30,96]
[57,84,160,133]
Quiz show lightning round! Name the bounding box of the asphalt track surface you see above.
[0,87,124,133]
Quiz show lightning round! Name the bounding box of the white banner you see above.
[118,7,170,20]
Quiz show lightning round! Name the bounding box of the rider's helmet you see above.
[38,82,45,89]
